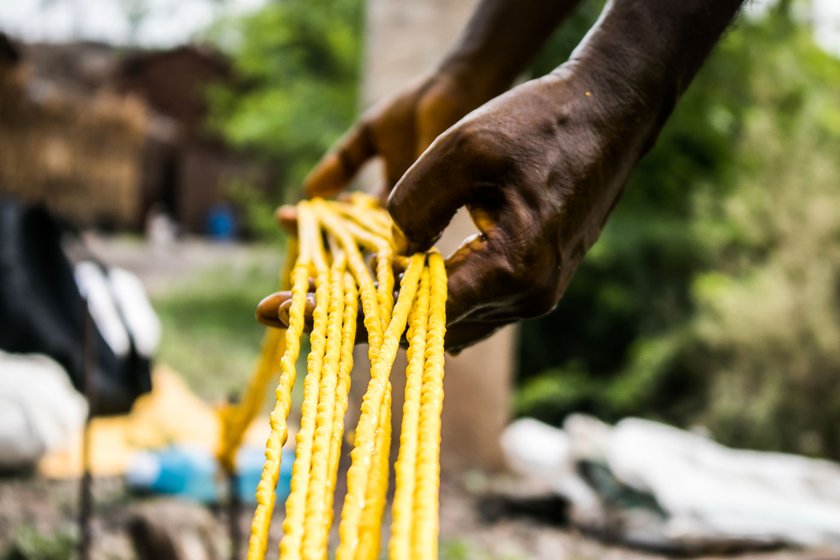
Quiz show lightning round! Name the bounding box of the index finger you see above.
[304,121,376,198]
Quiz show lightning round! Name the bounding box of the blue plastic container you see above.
[126,444,294,504]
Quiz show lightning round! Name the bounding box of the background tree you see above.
[208,0,363,197]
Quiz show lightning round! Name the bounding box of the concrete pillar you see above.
[358,0,516,472]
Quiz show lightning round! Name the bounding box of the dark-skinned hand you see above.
[257,0,745,353]
[258,63,661,353]
[304,70,498,201]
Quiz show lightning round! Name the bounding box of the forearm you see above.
[567,0,744,131]
[439,0,583,99]
[507,0,745,262]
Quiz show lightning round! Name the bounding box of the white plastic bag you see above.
[0,350,87,468]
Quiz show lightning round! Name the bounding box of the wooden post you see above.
[358,0,515,473]
[78,297,94,560]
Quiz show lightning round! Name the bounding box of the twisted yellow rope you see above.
[412,252,447,559]
[389,268,429,558]
[323,273,358,526]
[244,195,447,560]
[247,203,315,560]
[300,253,346,557]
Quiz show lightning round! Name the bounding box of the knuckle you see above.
[437,123,472,155]
[441,120,492,156]
[452,124,518,182]
[491,266,558,319]
[503,247,562,318]
[521,279,562,318]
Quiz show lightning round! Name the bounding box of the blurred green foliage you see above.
[1,527,75,560]
[519,4,840,458]
[208,0,363,196]
[152,252,283,397]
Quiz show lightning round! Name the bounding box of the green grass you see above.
[1,526,76,560]
[440,540,524,560]
[151,250,283,400]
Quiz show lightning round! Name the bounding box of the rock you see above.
[127,499,222,560]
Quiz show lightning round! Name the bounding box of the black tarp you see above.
[0,199,151,415]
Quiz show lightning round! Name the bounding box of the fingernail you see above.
[391,223,408,255]
[278,300,294,326]
[256,292,290,328]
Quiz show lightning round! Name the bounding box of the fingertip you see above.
[305,123,376,198]
[385,185,436,252]
[303,153,345,198]
[386,140,470,252]
[275,205,298,235]
[391,223,408,255]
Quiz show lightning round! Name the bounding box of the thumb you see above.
[386,132,475,253]
[304,121,376,198]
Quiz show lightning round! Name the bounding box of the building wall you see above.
[118,48,229,137]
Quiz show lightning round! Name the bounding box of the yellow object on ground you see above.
[246,195,448,560]
[39,366,272,479]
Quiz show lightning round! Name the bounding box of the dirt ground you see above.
[0,473,832,560]
[82,234,281,297]
[5,238,823,559]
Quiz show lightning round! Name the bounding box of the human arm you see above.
[387,0,745,351]
[304,0,583,198]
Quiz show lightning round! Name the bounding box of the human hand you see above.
[260,64,664,352]
[386,64,663,352]
[260,0,742,352]
[304,70,502,201]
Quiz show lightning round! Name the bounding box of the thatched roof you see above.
[0,38,148,228]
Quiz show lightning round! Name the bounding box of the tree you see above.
[208,0,363,200]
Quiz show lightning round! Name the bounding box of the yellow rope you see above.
[315,203,383,360]
[336,253,424,560]
[323,273,358,529]
[300,253,346,558]
[326,198,393,241]
[247,204,314,560]
[281,208,330,559]
[389,268,429,558]
[412,252,448,559]
[356,389,392,560]
[243,195,448,560]
[217,327,282,473]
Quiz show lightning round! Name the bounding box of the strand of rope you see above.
[280,206,331,558]
[300,251,347,557]
[247,204,315,560]
[389,267,430,558]
[323,272,359,530]
[412,252,448,559]
[336,253,424,560]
